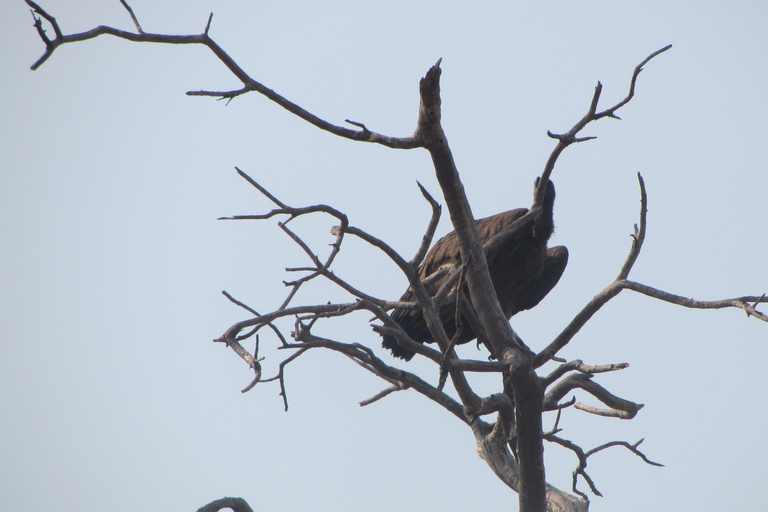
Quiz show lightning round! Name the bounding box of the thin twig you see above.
[360,382,408,406]
[24,3,423,148]
[535,45,671,206]
[118,0,143,33]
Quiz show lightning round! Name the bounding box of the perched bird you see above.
[381,178,568,361]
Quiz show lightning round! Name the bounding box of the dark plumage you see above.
[381,178,568,361]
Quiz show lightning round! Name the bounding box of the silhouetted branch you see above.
[543,360,629,387]
[535,174,766,368]
[621,282,768,322]
[360,382,408,407]
[544,373,643,419]
[118,0,143,33]
[547,434,661,500]
[25,1,421,148]
[285,333,468,421]
[535,46,671,206]
[617,173,648,280]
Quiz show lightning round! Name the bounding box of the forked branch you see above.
[534,45,672,206]
[547,434,662,499]
[535,173,766,368]
[25,0,422,148]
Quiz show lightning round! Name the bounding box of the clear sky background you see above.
[2,1,767,511]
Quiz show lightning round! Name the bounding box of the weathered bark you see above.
[416,61,548,512]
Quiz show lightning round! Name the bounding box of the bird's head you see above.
[533,177,556,242]
[533,177,556,207]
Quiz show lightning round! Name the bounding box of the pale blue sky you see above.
[2,1,767,511]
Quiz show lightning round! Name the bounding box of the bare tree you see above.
[25,2,767,512]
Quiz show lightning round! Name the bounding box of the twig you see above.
[535,45,671,206]
[543,359,629,387]
[24,3,422,148]
[118,0,143,33]
[585,439,663,467]
[543,373,643,418]
[621,282,768,322]
[411,181,442,267]
[616,173,647,280]
[360,382,408,406]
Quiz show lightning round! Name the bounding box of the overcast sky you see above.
[2,1,767,511]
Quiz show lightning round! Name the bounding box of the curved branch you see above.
[283,334,468,421]
[535,170,765,367]
[547,434,661,500]
[622,282,768,321]
[544,373,643,419]
[543,359,629,387]
[535,45,671,206]
[617,173,647,280]
[411,182,443,267]
[25,1,422,148]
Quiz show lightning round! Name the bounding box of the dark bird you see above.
[381,178,568,361]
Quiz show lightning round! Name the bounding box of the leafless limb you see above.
[411,182,443,267]
[617,173,648,280]
[24,1,422,148]
[547,434,661,500]
[621,282,768,321]
[535,173,766,367]
[535,46,672,206]
[282,333,468,421]
[544,373,643,419]
[359,382,408,407]
[118,0,143,33]
[543,360,630,387]
[262,347,307,410]
[587,439,663,468]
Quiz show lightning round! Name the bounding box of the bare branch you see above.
[342,225,412,273]
[535,279,625,368]
[473,420,588,510]
[240,357,263,393]
[547,434,659,500]
[616,172,648,280]
[622,282,768,322]
[535,45,671,206]
[283,334,468,421]
[360,382,408,407]
[596,44,674,120]
[586,439,663,467]
[544,373,643,419]
[543,359,629,387]
[118,0,143,33]
[233,167,288,209]
[535,169,764,368]
[411,182,442,267]
[25,3,421,148]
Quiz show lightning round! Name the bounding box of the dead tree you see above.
[25,2,767,512]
